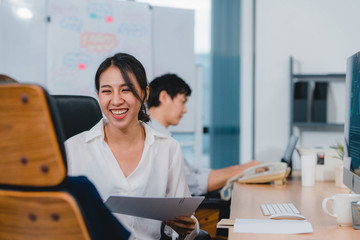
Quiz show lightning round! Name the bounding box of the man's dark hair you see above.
[147,73,191,108]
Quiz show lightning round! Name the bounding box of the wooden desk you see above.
[228,172,360,240]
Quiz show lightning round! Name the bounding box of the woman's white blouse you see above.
[65,119,197,240]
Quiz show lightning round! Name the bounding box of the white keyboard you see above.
[260,203,300,216]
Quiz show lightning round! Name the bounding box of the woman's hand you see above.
[165,216,196,239]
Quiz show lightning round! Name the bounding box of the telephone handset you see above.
[220,162,291,201]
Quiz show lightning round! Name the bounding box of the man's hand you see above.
[165,216,196,239]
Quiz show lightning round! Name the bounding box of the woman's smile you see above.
[110,108,129,119]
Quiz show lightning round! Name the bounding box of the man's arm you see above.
[207,160,261,192]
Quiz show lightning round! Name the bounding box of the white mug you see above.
[322,193,360,226]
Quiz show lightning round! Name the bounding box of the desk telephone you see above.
[220,162,291,201]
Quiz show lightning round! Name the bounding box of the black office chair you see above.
[195,191,230,239]
[0,84,130,240]
[53,95,103,140]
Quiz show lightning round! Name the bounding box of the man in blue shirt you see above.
[147,73,261,196]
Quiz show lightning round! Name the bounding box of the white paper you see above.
[234,219,313,234]
[104,195,204,221]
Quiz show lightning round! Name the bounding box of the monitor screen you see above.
[281,135,298,166]
[344,51,360,194]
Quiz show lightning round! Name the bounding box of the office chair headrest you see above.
[0,84,67,187]
[53,95,103,140]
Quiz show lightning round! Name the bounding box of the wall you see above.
[240,0,255,164]
[241,0,360,169]
[0,0,48,85]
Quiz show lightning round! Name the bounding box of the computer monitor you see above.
[281,135,299,167]
[344,51,360,194]
[281,135,299,176]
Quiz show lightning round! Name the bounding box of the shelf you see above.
[289,56,346,137]
[292,74,345,82]
[293,122,344,129]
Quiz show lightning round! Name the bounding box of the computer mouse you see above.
[269,213,306,220]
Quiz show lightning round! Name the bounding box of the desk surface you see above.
[228,172,360,240]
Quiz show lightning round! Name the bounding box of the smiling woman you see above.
[64,53,200,240]
[95,53,150,125]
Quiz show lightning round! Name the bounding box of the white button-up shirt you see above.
[65,119,198,240]
[148,118,211,196]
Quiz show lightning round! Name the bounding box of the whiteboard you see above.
[0,0,195,132]
[47,0,153,98]
[152,6,195,132]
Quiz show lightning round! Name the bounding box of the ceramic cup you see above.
[322,193,360,226]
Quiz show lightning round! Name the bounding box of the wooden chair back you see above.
[0,190,90,240]
[0,84,66,186]
[0,84,90,240]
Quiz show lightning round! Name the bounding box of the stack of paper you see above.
[104,195,204,221]
[217,218,313,234]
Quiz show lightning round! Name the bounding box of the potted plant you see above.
[331,141,344,161]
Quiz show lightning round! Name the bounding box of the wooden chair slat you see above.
[0,85,65,186]
[0,190,90,240]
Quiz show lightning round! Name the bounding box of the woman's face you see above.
[98,65,143,131]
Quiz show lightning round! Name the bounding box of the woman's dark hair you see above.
[95,53,150,122]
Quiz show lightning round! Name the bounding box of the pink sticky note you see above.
[106,16,113,23]
[78,63,86,70]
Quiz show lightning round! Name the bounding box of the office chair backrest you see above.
[0,84,129,240]
[0,189,91,240]
[0,84,89,239]
[53,95,103,140]
[0,84,66,187]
